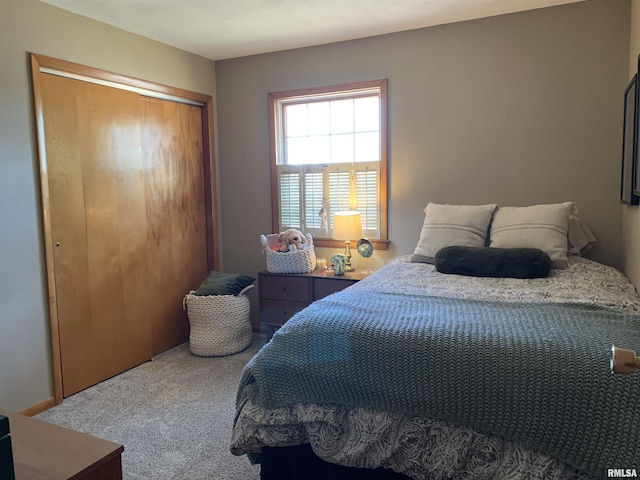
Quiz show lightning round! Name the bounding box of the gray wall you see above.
[216,0,630,326]
[0,0,216,411]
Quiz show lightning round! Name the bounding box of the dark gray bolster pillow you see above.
[434,246,552,279]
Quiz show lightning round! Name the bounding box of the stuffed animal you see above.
[278,229,307,252]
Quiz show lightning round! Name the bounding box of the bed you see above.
[231,202,640,480]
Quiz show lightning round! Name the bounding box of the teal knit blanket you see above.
[237,289,640,478]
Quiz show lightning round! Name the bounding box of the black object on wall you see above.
[633,54,640,200]
[621,72,639,205]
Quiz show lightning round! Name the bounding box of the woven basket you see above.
[182,285,254,357]
[260,233,316,274]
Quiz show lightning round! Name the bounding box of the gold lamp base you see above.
[344,240,355,271]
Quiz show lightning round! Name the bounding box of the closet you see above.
[31,54,218,400]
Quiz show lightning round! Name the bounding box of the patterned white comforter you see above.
[231,256,640,480]
[349,255,640,314]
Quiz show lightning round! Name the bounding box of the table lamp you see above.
[332,211,362,272]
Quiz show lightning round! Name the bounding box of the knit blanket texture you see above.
[237,289,640,479]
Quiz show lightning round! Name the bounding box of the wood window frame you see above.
[268,79,389,250]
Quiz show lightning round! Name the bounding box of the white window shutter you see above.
[278,167,302,230]
[328,168,351,229]
[303,170,324,230]
[355,163,379,236]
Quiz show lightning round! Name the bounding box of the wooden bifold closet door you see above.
[34,56,214,399]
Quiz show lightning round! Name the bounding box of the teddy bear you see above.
[278,229,307,252]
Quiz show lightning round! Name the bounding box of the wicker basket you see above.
[182,285,254,357]
[261,233,316,274]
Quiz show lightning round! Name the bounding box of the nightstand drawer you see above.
[258,270,369,338]
[260,276,310,302]
[313,278,358,300]
[261,299,308,327]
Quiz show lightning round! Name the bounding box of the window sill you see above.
[313,238,390,251]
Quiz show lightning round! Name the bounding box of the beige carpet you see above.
[37,334,266,480]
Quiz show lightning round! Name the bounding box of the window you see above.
[268,79,388,249]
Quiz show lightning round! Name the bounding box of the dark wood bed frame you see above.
[260,444,412,480]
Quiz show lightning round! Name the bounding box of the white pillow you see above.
[489,202,574,269]
[411,203,497,264]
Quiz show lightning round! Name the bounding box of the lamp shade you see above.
[333,211,362,240]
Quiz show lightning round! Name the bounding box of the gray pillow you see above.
[435,246,552,279]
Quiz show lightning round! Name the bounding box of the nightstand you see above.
[258,270,369,338]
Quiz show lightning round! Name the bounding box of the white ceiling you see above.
[39,0,585,60]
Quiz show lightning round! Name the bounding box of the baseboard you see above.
[20,397,56,417]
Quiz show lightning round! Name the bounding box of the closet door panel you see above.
[141,98,208,353]
[41,75,94,395]
[41,74,153,397]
